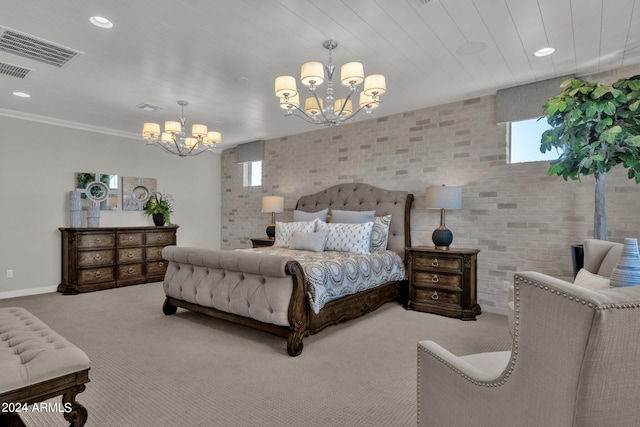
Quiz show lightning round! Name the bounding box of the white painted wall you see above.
[0,115,221,297]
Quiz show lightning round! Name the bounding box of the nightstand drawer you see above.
[415,288,460,306]
[78,250,114,267]
[413,255,462,272]
[118,247,144,263]
[413,271,461,290]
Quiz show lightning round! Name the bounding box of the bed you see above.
[161,183,414,356]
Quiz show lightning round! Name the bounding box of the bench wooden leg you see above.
[62,384,88,427]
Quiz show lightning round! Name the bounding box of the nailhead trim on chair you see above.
[419,274,635,391]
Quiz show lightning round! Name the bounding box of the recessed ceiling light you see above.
[534,47,555,57]
[13,91,30,98]
[90,16,114,29]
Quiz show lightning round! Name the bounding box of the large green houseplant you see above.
[541,75,640,241]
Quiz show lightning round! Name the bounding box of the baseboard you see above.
[0,286,58,300]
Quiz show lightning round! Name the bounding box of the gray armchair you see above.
[418,271,640,426]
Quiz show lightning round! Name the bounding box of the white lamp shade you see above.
[184,137,198,148]
[142,122,160,138]
[280,93,300,109]
[334,98,353,116]
[304,97,323,115]
[340,62,364,86]
[262,196,284,213]
[359,92,379,109]
[191,124,208,138]
[364,74,386,97]
[161,132,174,143]
[203,131,221,145]
[425,186,462,210]
[164,120,181,134]
[301,62,324,86]
[275,75,298,99]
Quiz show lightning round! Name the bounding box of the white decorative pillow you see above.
[290,231,328,252]
[330,209,375,224]
[294,208,328,222]
[316,221,373,254]
[274,220,316,247]
[370,215,392,252]
[573,268,610,291]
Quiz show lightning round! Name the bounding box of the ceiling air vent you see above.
[0,26,83,68]
[136,103,165,112]
[0,61,32,79]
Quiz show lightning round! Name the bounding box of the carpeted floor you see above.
[0,283,512,427]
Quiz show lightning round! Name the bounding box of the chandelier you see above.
[142,100,222,157]
[274,40,386,126]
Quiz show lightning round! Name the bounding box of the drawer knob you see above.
[128,267,134,273]
[95,271,101,278]
[127,252,134,258]
[159,262,164,267]
[128,236,133,242]
[431,274,439,283]
[94,238,102,244]
[94,254,102,260]
[431,259,439,267]
[431,291,439,300]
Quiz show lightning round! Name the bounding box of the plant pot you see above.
[152,213,165,226]
[571,244,584,278]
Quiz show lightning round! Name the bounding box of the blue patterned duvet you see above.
[240,247,406,314]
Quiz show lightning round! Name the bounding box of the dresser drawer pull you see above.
[94,254,102,260]
[431,275,439,283]
[127,236,134,242]
[431,259,439,267]
[127,251,134,258]
[94,238,102,244]
[157,250,162,256]
[431,291,439,300]
[128,267,135,274]
[159,262,164,267]
[95,271,101,278]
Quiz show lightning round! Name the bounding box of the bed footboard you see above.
[161,246,308,356]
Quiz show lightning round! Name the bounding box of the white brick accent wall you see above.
[221,95,640,315]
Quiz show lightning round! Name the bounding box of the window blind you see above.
[495,75,572,124]
[236,140,264,163]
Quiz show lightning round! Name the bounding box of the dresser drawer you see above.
[413,271,461,290]
[118,247,144,263]
[78,267,115,284]
[414,288,460,306]
[117,263,144,281]
[413,255,462,272]
[78,249,114,267]
[118,232,144,247]
[77,233,115,249]
[146,260,168,277]
[146,231,175,246]
[145,246,165,262]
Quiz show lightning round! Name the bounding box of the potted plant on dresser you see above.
[143,192,174,226]
[541,75,640,275]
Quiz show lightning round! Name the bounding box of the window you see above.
[509,117,560,164]
[243,161,262,187]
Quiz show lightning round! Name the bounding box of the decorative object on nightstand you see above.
[143,192,174,226]
[251,237,276,248]
[425,185,462,250]
[405,246,481,320]
[262,195,284,238]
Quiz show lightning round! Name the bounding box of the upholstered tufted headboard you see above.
[295,183,414,260]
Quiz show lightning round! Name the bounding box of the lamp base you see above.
[432,228,453,250]
[266,225,275,238]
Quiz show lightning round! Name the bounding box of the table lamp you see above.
[425,185,462,250]
[262,196,284,239]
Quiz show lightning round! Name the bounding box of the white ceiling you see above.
[1,0,639,150]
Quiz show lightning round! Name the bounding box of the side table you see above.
[405,246,481,320]
[251,237,275,248]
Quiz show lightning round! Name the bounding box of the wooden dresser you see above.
[405,246,481,320]
[59,226,178,294]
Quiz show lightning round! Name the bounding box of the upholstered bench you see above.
[0,307,90,427]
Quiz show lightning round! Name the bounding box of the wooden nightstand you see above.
[405,246,481,320]
[250,237,275,248]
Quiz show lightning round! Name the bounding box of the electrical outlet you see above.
[6,270,14,278]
